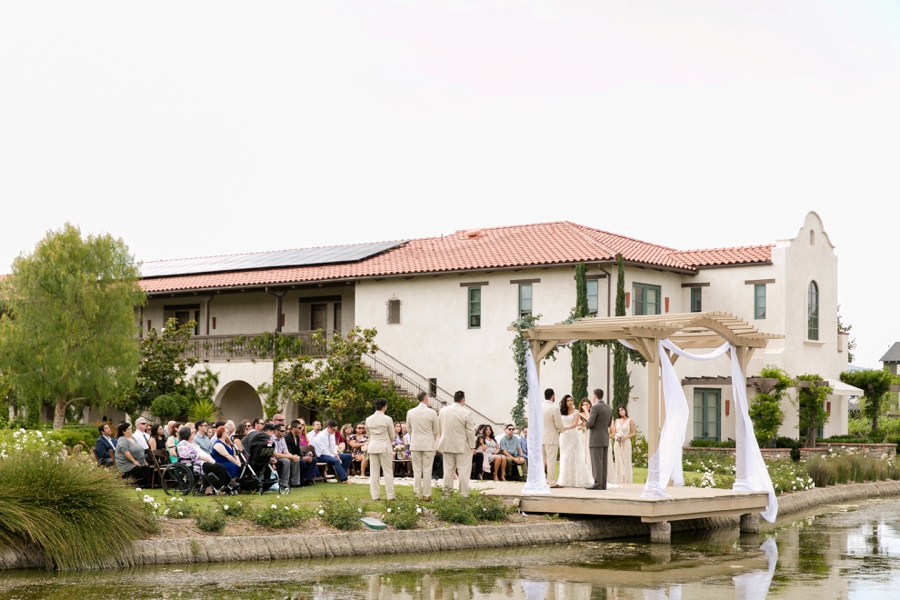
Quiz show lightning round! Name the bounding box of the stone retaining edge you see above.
[6,481,900,570]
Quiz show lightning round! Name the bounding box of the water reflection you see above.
[6,499,900,600]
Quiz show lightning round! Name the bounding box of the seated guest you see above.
[211,426,242,479]
[347,422,369,477]
[519,426,529,461]
[147,424,166,453]
[94,423,116,467]
[307,420,322,444]
[191,420,211,453]
[176,425,232,493]
[285,420,315,486]
[232,422,249,456]
[164,421,181,463]
[114,422,152,487]
[243,418,265,447]
[499,424,526,480]
[312,419,352,483]
[272,424,314,489]
[337,423,353,453]
[393,422,404,446]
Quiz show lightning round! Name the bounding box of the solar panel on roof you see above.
[140,240,407,278]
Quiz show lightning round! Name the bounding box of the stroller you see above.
[236,433,286,495]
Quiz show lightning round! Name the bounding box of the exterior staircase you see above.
[362,349,497,426]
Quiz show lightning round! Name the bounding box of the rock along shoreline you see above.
[5,480,900,571]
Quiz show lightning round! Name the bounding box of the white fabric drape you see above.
[641,340,730,497]
[636,339,777,522]
[522,348,551,495]
[730,353,778,522]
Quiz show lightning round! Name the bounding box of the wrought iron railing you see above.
[182,330,337,361]
[361,349,499,426]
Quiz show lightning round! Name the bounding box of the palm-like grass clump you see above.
[0,451,155,570]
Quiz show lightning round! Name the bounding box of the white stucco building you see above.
[136,212,853,442]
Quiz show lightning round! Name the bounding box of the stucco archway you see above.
[216,380,263,422]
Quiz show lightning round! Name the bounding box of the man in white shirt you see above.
[132,417,151,451]
[307,421,322,444]
[311,420,352,483]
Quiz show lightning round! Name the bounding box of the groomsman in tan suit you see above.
[407,391,440,500]
[365,398,395,501]
[438,390,476,497]
[542,388,565,488]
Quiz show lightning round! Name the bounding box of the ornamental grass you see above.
[0,450,155,570]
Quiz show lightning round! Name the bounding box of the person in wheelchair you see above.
[175,426,233,495]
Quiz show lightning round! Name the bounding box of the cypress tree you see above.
[571,263,589,403]
[613,253,632,408]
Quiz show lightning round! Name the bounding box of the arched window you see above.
[809,230,815,245]
[808,281,819,340]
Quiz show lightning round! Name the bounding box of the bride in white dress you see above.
[557,396,595,488]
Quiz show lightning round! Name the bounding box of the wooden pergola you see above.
[514,311,783,458]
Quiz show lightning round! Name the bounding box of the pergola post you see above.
[647,352,661,460]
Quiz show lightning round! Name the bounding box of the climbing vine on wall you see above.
[510,314,540,429]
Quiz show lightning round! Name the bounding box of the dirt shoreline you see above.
[5,479,900,571]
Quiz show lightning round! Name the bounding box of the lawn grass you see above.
[135,467,703,512]
[137,480,418,511]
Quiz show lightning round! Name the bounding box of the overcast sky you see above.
[1,1,898,368]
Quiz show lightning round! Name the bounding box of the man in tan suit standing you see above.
[542,388,564,488]
[365,398,395,501]
[407,391,440,500]
[438,390,476,497]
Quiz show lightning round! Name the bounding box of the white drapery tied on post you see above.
[630,338,778,522]
[522,347,551,495]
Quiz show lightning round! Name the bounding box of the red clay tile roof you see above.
[138,221,772,294]
[669,245,773,267]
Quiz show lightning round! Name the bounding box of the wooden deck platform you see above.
[482,483,769,524]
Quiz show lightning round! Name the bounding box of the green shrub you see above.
[473,494,511,522]
[382,498,422,530]
[188,398,219,423]
[432,491,478,525]
[0,451,156,570]
[804,458,833,488]
[253,500,311,529]
[215,498,245,519]
[47,426,100,450]
[317,495,365,530]
[150,393,191,422]
[632,429,648,468]
[689,439,735,448]
[769,461,814,493]
[162,496,194,518]
[774,436,798,449]
[194,507,227,533]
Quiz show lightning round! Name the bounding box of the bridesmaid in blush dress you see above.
[613,405,636,484]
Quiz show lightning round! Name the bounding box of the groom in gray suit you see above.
[583,389,612,490]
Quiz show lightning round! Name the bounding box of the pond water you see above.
[4,498,900,600]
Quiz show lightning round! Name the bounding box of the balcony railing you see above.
[182,330,337,361]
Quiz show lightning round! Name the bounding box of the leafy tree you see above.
[570,263,589,403]
[840,369,896,436]
[748,365,791,446]
[258,327,416,425]
[796,374,832,448]
[117,318,197,419]
[612,254,632,408]
[0,224,144,429]
[150,393,191,422]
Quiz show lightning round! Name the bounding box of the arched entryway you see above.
[216,380,263,422]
